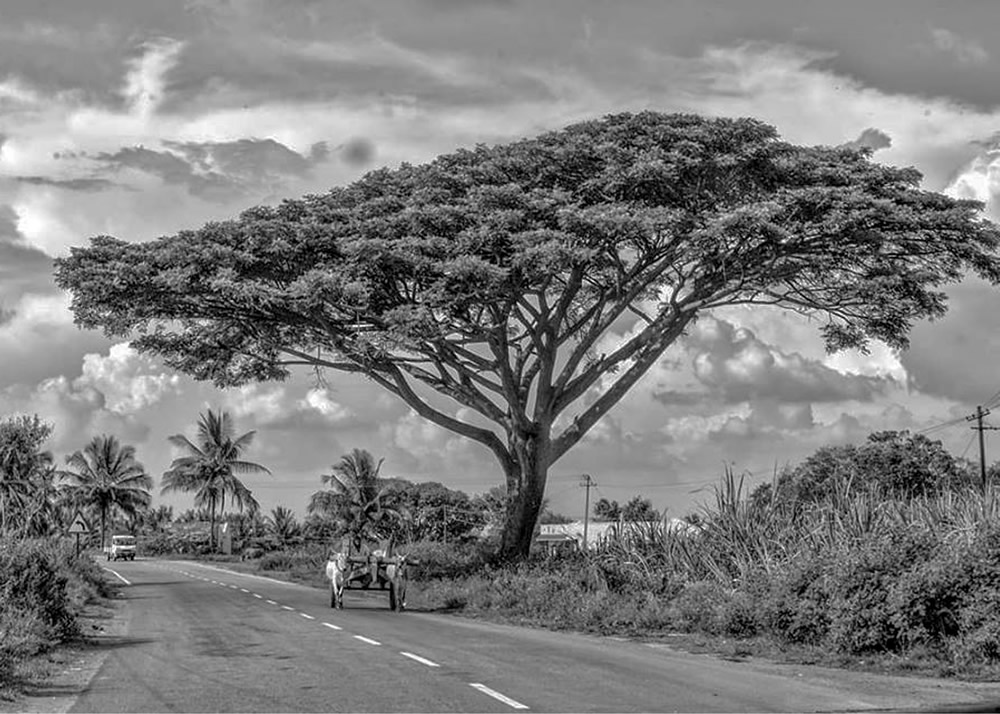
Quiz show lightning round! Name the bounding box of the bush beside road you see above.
[0,539,110,700]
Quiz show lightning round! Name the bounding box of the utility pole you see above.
[580,474,595,551]
[966,405,1000,497]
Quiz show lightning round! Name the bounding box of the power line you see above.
[983,388,1000,411]
[959,431,978,460]
[916,416,970,436]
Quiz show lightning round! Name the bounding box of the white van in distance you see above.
[107,534,137,561]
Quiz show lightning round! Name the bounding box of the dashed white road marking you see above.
[182,561,300,588]
[266,600,278,605]
[322,622,342,631]
[229,585,239,590]
[240,588,250,593]
[353,635,381,646]
[281,605,295,611]
[470,684,528,710]
[300,613,315,620]
[253,594,263,599]
[400,652,440,667]
[102,567,131,585]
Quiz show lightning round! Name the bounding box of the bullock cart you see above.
[325,538,411,612]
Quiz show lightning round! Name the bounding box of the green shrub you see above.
[668,581,728,634]
[0,538,112,693]
[403,539,495,580]
[257,545,326,573]
[0,540,75,640]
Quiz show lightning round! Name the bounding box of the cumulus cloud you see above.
[673,318,895,405]
[89,138,330,201]
[122,37,185,118]
[338,137,376,167]
[0,205,54,305]
[298,388,353,423]
[945,139,1000,221]
[930,28,988,66]
[222,384,289,424]
[0,376,149,452]
[14,176,118,192]
[843,127,892,152]
[78,343,181,413]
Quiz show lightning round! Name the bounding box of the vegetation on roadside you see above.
[405,433,1000,678]
[0,538,110,698]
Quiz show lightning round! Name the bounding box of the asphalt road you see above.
[59,558,1000,713]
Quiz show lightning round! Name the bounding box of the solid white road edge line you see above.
[322,622,342,631]
[469,684,529,710]
[353,635,381,646]
[400,652,440,667]
[300,613,315,620]
[102,567,131,586]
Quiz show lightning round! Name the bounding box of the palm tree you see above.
[266,506,301,547]
[161,409,270,551]
[60,435,153,549]
[315,449,397,542]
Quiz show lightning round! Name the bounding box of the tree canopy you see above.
[60,434,152,548]
[54,111,1000,559]
[757,430,971,508]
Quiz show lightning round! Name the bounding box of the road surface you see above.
[25,558,1000,712]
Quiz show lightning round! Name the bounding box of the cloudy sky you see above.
[3,0,1000,521]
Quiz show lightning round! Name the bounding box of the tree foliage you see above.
[758,430,970,508]
[310,448,398,542]
[59,434,152,548]
[266,505,302,547]
[55,111,1000,559]
[593,495,659,521]
[0,414,57,537]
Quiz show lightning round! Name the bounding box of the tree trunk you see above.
[497,434,550,561]
[101,507,107,550]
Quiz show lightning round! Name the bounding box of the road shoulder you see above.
[0,585,130,714]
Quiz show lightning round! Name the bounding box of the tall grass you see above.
[583,468,1000,670]
[595,467,1000,588]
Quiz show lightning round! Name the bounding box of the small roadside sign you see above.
[68,512,90,535]
[69,512,90,559]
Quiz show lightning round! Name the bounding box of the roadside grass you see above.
[0,538,110,700]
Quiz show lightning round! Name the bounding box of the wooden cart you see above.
[325,538,410,612]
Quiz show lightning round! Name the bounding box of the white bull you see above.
[325,553,347,609]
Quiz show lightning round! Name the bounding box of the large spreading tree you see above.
[54,112,1000,560]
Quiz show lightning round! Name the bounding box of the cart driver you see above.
[352,533,370,557]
